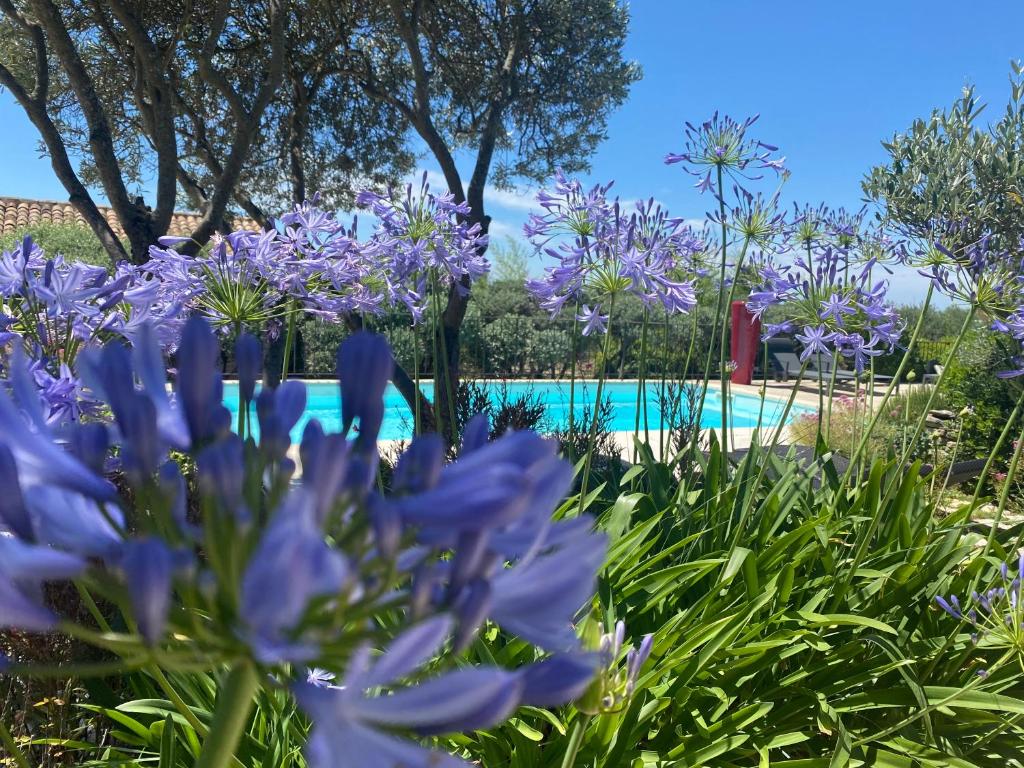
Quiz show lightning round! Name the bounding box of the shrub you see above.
[529,328,571,377]
[943,327,1023,461]
[299,318,349,374]
[454,380,549,441]
[790,388,951,463]
[0,221,113,269]
[483,315,534,376]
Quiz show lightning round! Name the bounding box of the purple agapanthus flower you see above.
[524,175,698,332]
[746,243,903,367]
[795,326,835,362]
[935,554,1024,652]
[664,113,785,191]
[357,173,488,321]
[576,304,608,336]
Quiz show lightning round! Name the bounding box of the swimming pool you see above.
[223,380,811,442]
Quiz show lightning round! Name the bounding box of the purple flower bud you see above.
[461,413,490,454]
[176,317,229,445]
[118,393,162,484]
[197,436,246,514]
[452,577,493,652]
[67,423,109,477]
[937,593,958,618]
[23,485,123,560]
[241,512,350,663]
[301,433,352,526]
[625,634,654,695]
[392,434,445,494]
[0,444,32,540]
[121,538,173,645]
[369,496,402,560]
[0,574,57,632]
[235,333,262,403]
[337,332,393,444]
[158,461,190,534]
[0,536,86,583]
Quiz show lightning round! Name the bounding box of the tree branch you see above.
[184,0,287,251]
[106,0,179,235]
[0,6,128,262]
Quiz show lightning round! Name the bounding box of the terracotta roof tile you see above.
[0,196,259,240]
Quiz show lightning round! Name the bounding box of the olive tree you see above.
[864,62,1024,249]
[344,0,639,431]
[0,0,287,262]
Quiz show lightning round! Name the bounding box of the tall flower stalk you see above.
[666,114,785,466]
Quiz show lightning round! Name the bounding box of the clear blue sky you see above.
[2,0,1023,302]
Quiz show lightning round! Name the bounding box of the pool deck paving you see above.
[608,379,824,461]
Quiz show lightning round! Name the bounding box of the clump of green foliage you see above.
[0,222,114,269]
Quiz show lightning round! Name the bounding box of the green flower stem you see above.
[567,300,581,462]
[428,291,445,439]
[658,308,671,459]
[4,659,149,679]
[431,275,459,445]
[578,294,616,515]
[853,649,1015,750]
[755,344,768,430]
[965,391,1024,516]
[824,352,838,447]
[715,237,753,462]
[559,714,591,768]
[232,321,245,440]
[633,309,650,464]
[827,310,973,612]
[280,300,297,381]
[932,417,966,503]
[413,327,422,435]
[679,305,701,467]
[964,395,1024,602]
[194,662,259,768]
[0,718,30,768]
[688,165,733,466]
[815,351,825,452]
[714,165,731,462]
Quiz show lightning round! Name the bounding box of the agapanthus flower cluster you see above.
[715,187,786,250]
[913,235,1024,377]
[356,173,489,322]
[0,317,603,768]
[664,112,786,194]
[144,200,387,340]
[0,235,153,423]
[746,247,904,372]
[913,234,1024,308]
[992,305,1024,378]
[576,619,653,715]
[525,172,698,334]
[936,554,1024,657]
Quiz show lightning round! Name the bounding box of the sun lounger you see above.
[771,351,895,389]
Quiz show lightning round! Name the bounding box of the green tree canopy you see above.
[863,62,1024,249]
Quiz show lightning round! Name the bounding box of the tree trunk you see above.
[288,76,308,206]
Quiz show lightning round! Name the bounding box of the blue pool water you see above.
[224,380,811,442]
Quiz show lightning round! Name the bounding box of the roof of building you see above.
[0,196,259,239]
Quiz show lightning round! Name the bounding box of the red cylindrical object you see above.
[730,300,761,385]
